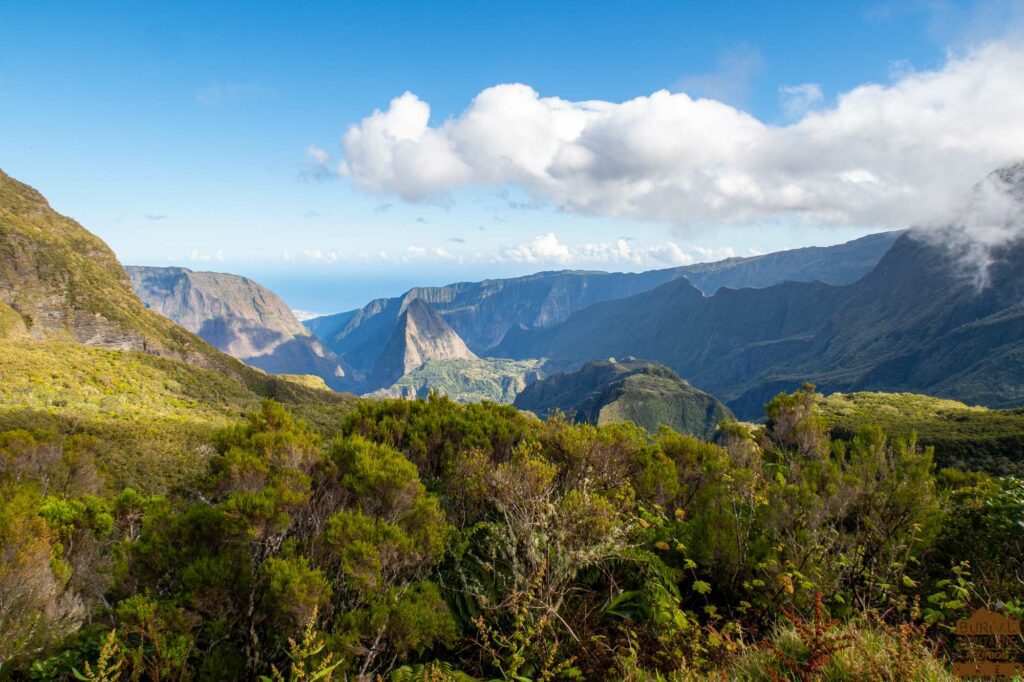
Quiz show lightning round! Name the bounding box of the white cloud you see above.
[285,233,732,270]
[917,160,1024,287]
[335,41,1024,231]
[501,233,573,264]
[498,234,736,268]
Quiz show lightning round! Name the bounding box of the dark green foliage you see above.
[514,358,734,439]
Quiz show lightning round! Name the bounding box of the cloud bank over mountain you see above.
[328,41,1024,231]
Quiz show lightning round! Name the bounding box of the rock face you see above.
[306,232,899,377]
[514,358,734,439]
[498,165,1024,418]
[127,266,352,390]
[369,298,477,389]
[677,231,901,295]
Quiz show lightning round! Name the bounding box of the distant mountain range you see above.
[305,231,899,389]
[16,156,1016,420]
[495,167,1024,418]
[3,162,1024,466]
[127,266,352,390]
[514,358,733,439]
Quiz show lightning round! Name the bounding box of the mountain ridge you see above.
[306,231,900,377]
[369,297,478,390]
[495,227,1024,419]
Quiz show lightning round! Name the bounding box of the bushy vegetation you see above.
[820,391,1024,475]
[0,339,355,492]
[1,386,1020,680]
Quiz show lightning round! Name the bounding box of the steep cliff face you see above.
[127,266,353,390]
[0,169,153,350]
[369,298,477,389]
[679,231,901,294]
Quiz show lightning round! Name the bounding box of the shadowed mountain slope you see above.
[496,229,1024,419]
[369,298,478,389]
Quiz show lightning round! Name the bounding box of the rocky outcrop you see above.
[369,298,477,389]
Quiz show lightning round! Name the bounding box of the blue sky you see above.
[2,1,1023,312]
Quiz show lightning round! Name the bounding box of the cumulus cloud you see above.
[501,233,573,264]
[497,233,735,268]
[335,41,1024,230]
[287,233,732,270]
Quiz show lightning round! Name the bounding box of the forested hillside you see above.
[514,358,734,439]
[4,388,1020,680]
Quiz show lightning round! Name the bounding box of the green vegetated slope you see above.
[0,170,356,490]
[514,358,734,439]
[0,170,246,378]
[0,339,354,492]
[368,357,544,403]
[820,391,1024,475]
[7,387,1007,681]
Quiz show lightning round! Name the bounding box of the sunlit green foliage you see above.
[4,388,1022,680]
[820,391,1024,475]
